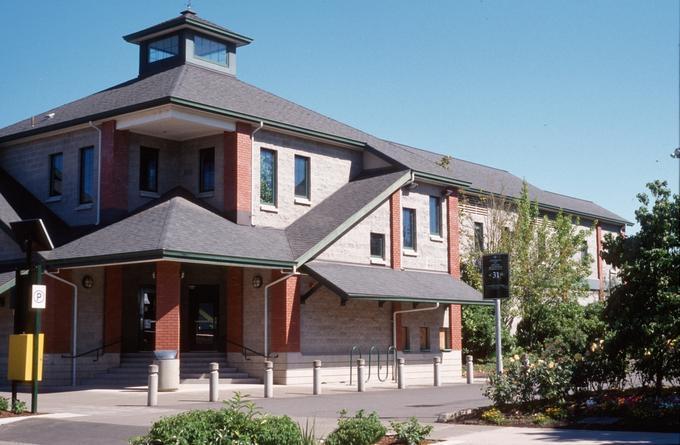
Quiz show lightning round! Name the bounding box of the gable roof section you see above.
[0,64,628,224]
[304,260,489,305]
[43,192,295,269]
[286,169,411,264]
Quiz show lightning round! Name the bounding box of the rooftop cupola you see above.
[123,9,252,77]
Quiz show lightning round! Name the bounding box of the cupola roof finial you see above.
[181,0,196,16]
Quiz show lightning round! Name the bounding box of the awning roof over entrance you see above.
[303,261,490,305]
[42,192,296,269]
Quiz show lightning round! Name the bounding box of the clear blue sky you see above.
[1,0,678,230]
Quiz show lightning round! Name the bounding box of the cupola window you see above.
[194,35,227,66]
[148,35,179,63]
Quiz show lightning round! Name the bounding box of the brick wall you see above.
[226,267,244,352]
[390,190,401,270]
[104,266,123,353]
[43,271,73,353]
[447,190,462,350]
[100,120,129,224]
[155,262,181,354]
[270,271,301,353]
[223,122,253,225]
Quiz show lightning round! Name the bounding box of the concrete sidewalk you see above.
[1,382,678,444]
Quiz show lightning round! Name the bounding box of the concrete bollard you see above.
[313,360,322,395]
[433,357,441,387]
[209,362,219,402]
[147,364,158,407]
[397,358,406,389]
[357,359,365,392]
[466,355,474,384]
[264,361,274,398]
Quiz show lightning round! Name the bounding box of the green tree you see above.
[601,180,680,389]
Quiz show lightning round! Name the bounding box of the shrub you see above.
[255,415,303,445]
[461,304,514,360]
[0,396,8,411]
[544,406,567,420]
[325,409,386,445]
[11,400,26,414]
[532,413,551,425]
[480,407,505,425]
[390,417,433,445]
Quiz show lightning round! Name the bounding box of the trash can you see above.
[154,350,179,392]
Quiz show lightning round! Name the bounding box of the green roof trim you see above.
[346,293,494,305]
[294,170,412,266]
[413,171,472,188]
[123,15,253,46]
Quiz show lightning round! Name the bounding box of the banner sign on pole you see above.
[482,253,510,300]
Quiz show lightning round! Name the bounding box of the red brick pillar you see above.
[596,223,604,299]
[43,271,73,353]
[100,120,129,224]
[224,122,253,225]
[390,190,405,349]
[269,271,301,353]
[447,190,463,350]
[226,267,244,353]
[155,262,181,355]
[104,266,123,353]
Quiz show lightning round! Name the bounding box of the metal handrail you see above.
[225,339,277,360]
[349,345,362,386]
[61,338,122,362]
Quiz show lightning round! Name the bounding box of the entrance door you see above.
[138,286,156,351]
[189,285,219,350]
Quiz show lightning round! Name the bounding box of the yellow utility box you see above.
[8,334,44,381]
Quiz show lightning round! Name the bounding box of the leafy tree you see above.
[601,180,680,389]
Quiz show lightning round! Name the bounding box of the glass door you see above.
[138,286,156,351]
[189,285,219,350]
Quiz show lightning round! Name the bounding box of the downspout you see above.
[263,267,298,358]
[88,121,102,226]
[250,121,264,226]
[44,270,78,387]
[392,302,440,351]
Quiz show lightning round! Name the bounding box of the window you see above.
[140,147,159,193]
[403,208,416,250]
[474,222,484,251]
[439,327,452,350]
[429,196,441,236]
[148,35,179,63]
[294,155,310,199]
[420,327,430,351]
[370,233,385,259]
[49,153,63,197]
[199,148,215,193]
[402,326,410,351]
[79,147,94,204]
[260,149,276,205]
[194,35,227,66]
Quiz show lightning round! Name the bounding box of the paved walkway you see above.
[0,382,678,444]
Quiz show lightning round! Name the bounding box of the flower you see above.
[574,353,583,361]
[509,357,515,363]
[590,343,598,352]
[548,362,555,369]
[538,359,545,365]
[513,354,520,360]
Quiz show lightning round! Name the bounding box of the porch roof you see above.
[303,260,490,305]
[0,271,15,295]
[42,192,296,269]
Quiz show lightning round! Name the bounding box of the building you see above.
[0,9,628,386]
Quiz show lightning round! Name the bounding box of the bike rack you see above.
[349,345,397,384]
[349,345,362,386]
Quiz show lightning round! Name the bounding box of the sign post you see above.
[31,274,44,414]
[482,253,510,374]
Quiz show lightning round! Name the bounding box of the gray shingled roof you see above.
[0,60,627,224]
[304,261,488,305]
[43,194,295,268]
[0,270,15,294]
[286,169,410,260]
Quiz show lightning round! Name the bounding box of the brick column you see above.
[155,262,181,355]
[270,271,301,353]
[226,267,244,353]
[224,122,253,225]
[389,190,401,269]
[446,190,463,350]
[100,120,129,224]
[104,266,123,353]
[43,271,73,353]
[596,223,604,299]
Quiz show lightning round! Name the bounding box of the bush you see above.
[480,407,505,425]
[0,397,8,411]
[389,417,433,445]
[325,409,386,445]
[461,305,514,360]
[11,400,26,414]
[130,393,306,445]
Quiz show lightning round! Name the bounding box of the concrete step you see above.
[181,377,261,384]
[180,372,249,379]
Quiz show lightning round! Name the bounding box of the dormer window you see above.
[194,35,227,66]
[148,35,179,63]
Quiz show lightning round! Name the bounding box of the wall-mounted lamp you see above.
[81,275,94,289]
[405,182,419,191]
[443,188,456,197]
[252,275,263,288]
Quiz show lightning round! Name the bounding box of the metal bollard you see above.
[466,355,474,384]
[357,359,365,392]
[209,362,219,402]
[264,360,274,398]
[147,364,158,407]
[433,357,441,387]
[397,358,406,389]
[313,360,322,395]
